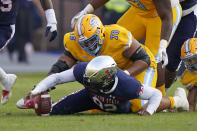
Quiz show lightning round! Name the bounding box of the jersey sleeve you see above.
[116,69,142,99]
[73,62,88,84]
[63,32,76,51]
[115,25,132,49]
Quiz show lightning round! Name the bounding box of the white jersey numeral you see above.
[0,0,12,12]
[92,96,117,112]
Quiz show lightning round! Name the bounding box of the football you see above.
[34,92,52,116]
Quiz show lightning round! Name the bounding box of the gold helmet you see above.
[74,14,104,56]
[181,38,197,74]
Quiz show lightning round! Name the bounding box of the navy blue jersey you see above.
[72,62,142,113]
[51,62,143,115]
[181,0,197,10]
[0,0,19,25]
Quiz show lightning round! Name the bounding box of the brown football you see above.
[34,92,52,116]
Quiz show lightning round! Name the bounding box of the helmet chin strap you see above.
[100,76,118,94]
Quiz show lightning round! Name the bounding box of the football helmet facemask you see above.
[83,56,117,93]
[74,14,104,56]
[181,38,197,74]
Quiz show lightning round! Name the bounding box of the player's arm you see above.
[153,0,173,66]
[122,38,150,76]
[154,0,173,41]
[48,50,77,75]
[40,0,57,42]
[31,67,76,95]
[138,86,162,115]
[71,0,109,28]
[187,86,197,111]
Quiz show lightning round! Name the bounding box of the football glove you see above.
[45,9,57,42]
[156,39,168,67]
[71,4,94,29]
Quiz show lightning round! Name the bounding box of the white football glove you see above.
[71,4,94,29]
[156,39,168,67]
[45,9,57,42]
[170,0,179,8]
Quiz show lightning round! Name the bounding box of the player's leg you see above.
[144,16,167,96]
[0,25,17,104]
[0,67,17,104]
[138,88,189,113]
[116,7,145,41]
[158,88,189,112]
[166,11,197,89]
[51,89,99,115]
[145,5,182,96]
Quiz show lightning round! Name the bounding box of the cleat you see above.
[1,74,17,104]
[16,97,35,109]
[173,88,189,111]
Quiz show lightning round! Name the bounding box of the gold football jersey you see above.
[64,24,157,86]
[181,69,197,89]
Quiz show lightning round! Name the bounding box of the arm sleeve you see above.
[139,86,162,115]
[31,68,76,95]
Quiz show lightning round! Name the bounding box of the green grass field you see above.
[0,73,197,131]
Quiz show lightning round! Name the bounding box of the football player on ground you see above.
[17,14,188,113]
[20,56,189,115]
[71,0,182,96]
[0,0,57,104]
[180,38,197,111]
[165,0,197,91]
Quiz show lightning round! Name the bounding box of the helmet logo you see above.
[89,17,100,27]
[105,69,109,74]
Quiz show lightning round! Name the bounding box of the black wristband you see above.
[130,46,151,66]
[49,60,69,73]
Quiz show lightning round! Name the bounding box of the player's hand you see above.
[156,39,168,67]
[45,23,57,42]
[71,10,86,29]
[45,9,57,42]
[71,4,94,29]
[137,110,151,116]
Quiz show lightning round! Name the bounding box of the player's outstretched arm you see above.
[138,86,162,115]
[40,0,57,42]
[31,68,76,95]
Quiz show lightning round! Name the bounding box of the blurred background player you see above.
[180,38,197,111]
[70,0,182,96]
[0,0,57,104]
[101,0,130,25]
[0,0,19,104]
[165,0,197,91]
[18,56,189,115]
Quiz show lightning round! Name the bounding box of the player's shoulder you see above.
[64,32,76,40]
[181,69,197,85]
[63,32,79,49]
[104,24,129,34]
[104,24,132,46]
[64,32,76,44]
[73,62,88,82]
[117,69,140,85]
